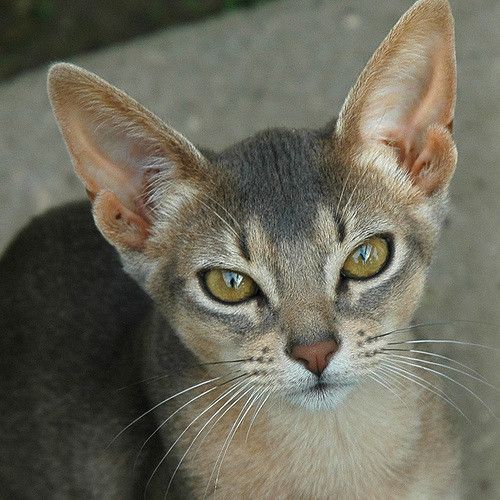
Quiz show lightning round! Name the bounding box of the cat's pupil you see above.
[354,244,375,264]
[222,271,244,289]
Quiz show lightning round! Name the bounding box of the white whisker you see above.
[203,192,242,231]
[144,378,251,497]
[188,389,255,463]
[340,160,372,221]
[133,385,218,470]
[384,357,497,419]
[335,165,354,218]
[202,385,257,498]
[107,376,221,449]
[245,389,271,443]
[382,348,491,383]
[376,366,410,392]
[213,387,264,494]
[367,372,407,407]
[163,382,256,498]
[388,339,500,352]
[197,198,240,242]
[379,352,498,391]
[369,319,495,342]
[380,362,470,422]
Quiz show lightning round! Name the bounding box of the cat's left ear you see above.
[335,0,457,195]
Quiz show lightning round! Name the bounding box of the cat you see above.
[0,0,462,498]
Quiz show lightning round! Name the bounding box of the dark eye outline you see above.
[340,234,393,281]
[198,269,261,305]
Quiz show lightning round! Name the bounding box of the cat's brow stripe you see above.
[335,218,346,243]
[238,229,251,261]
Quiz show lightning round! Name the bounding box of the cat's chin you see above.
[284,381,354,412]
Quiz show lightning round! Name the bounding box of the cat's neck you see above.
[242,379,424,497]
[181,373,434,499]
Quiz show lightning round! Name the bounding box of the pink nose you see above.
[291,340,339,375]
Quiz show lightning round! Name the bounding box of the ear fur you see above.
[335,0,457,195]
[48,63,205,251]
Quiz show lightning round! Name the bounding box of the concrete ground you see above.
[0,0,498,497]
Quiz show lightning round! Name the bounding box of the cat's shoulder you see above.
[0,200,148,305]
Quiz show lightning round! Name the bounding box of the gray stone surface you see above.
[0,0,498,498]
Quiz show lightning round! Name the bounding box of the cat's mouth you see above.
[285,378,356,410]
[301,379,346,396]
[295,379,353,396]
[307,381,333,394]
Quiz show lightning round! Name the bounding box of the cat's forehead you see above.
[213,128,336,239]
[207,127,405,243]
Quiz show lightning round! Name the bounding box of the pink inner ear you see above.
[365,43,456,193]
[93,191,151,251]
[380,130,425,179]
[376,41,452,160]
[70,108,165,223]
[383,122,456,194]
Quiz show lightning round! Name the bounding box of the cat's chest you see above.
[175,399,420,500]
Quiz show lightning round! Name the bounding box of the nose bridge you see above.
[274,240,334,344]
[280,294,333,345]
[282,295,340,376]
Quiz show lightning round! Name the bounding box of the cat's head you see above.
[48,0,457,410]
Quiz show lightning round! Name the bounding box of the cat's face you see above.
[48,0,457,410]
[144,127,441,410]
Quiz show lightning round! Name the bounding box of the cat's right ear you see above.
[335,0,457,196]
[48,63,205,252]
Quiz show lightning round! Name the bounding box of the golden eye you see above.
[203,269,258,303]
[341,236,390,280]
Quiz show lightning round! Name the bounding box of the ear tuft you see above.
[335,0,457,195]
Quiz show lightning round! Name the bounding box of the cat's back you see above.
[0,200,149,368]
[0,201,157,498]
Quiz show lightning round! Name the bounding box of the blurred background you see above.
[0,0,498,499]
[0,0,273,80]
